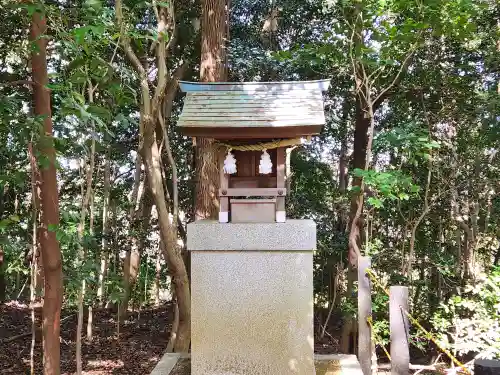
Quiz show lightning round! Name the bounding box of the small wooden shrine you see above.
[178,79,330,223]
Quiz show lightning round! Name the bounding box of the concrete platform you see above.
[150,353,363,375]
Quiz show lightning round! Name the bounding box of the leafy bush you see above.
[432,268,500,359]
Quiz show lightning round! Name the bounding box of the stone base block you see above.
[188,220,316,375]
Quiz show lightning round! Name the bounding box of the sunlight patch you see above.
[87,359,124,369]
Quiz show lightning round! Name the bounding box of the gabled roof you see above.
[177,80,330,140]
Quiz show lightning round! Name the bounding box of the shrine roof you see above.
[177,80,330,139]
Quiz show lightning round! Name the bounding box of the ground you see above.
[169,358,343,375]
[0,301,173,375]
[0,301,340,375]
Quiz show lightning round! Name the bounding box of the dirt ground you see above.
[0,301,173,375]
[0,301,340,375]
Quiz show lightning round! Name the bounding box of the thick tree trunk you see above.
[348,97,371,263]
[116,0,191,352]
[200,0,227,83]
[30,11,63,375]
[195,0,227,220]
[340,97,369,353]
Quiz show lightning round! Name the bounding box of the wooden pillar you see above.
[390,286,410,375]
[219,150,229,223]
[276,147,286,223]
[358,256,372,375]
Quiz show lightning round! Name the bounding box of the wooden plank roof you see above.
[177,80,330,138]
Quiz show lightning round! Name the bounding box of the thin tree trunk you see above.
[155,247,161,306]
[76,83,97,375]
[450,144,462,276]
[30,10,63,375]
[321,262,341,339]
[405,165,432,279]
[87,194,95,340]
[340,264,355,353]
[29,141,40,375]
[30,204,37,375]
[29,142,44,299]
[97,153,111,305]
[166,292,179,352]
[121,183,152,316]
[143,253,150,308]
[30,255,37,375]
[0,186,5,302]
[120,151,144,318]
[0,248,4,303]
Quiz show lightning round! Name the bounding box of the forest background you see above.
[0,0,499,374]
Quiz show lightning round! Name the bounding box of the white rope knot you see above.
[259,149,273,174]
[223,148,237,174]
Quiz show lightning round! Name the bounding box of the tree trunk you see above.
[121,183,153,316]
[29,143,44,299]
[76,83,97,375]
[155,247,161,306]
[166,292,180,352]
[0,247,5,303]
[340,264,356,354]
[121,154,144,317]
[142,127,191,351]
[348,96,371,264]
[140,129,191,351]
[87,194,95,340]
[195,0,228,220]
[450,143,462,276]
[340,96,369,353]
[338,98,350,196]
[29,141,40,375]
[0,186,4,302]
[97,154,111,305]
[30,11,63,375]
[115,0,191,352]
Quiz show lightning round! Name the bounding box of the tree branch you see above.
[373,41,419,108]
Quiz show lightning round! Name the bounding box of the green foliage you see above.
[0,0,498,364]
[374,124,441,165]
[432,269,500,359]
[352,169,420,208]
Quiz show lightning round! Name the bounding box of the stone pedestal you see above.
[187,220,316,375]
